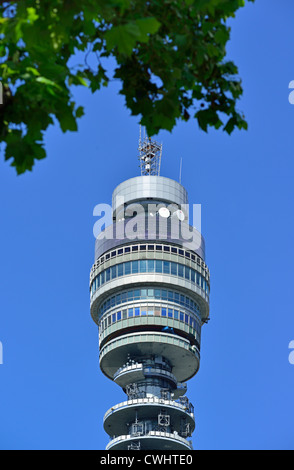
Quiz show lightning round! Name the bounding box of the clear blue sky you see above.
[0,0,294,450]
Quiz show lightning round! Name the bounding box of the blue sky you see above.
[0,0,294,450]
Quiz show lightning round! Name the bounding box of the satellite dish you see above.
[158,207,170,218]
[175,210,185,221]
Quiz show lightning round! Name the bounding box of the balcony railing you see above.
[106,431,193,450]
[103,396,195,423]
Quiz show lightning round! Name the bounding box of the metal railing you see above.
[103,396,195,423]
[106,431,193,450]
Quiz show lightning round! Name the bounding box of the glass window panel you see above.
[110,266,116,280]
[155,260,163,273]
[180,312,184,322]
[127,290,133,300]
[185,266,190,280]
[117,311,121,321]
[121,292,127,303]
[168,291,173,301]
[148,310,154,316]
[171,262,177,276]
[168,309,173,318]
[174,310,179,320]
[178,264,184,278]
[147,260,155,272]
[196,273,201,285]
[131,260,139,274]
[117,263,123,277]
[112,313,116,323]
[185,314,189,324]
[101,271,105,284]
[163,261,170,274]
[125,262,131,275]
[134,289,140,299]
[106,268,111,282]
[141,289,147,299]
[140,260,147,272]
[148,289,154,297]
[141,309,147,316]
[161,308,167,317]
[128,308,133,317]
[155,289,161,299]
[135,308,140,316]
[123,310,127,320]
[191,269,195,283]
[162,290,167,300]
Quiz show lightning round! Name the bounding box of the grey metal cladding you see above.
[112,176,188,212]
[95,214,205,260]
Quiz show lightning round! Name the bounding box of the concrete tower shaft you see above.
[90,153,210,450]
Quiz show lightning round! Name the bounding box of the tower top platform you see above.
[112,175,188,217]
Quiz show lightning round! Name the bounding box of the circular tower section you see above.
[90,150,210,450]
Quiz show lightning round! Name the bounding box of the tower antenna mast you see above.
[138,125,162,176]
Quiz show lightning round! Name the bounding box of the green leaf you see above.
[56,106,78,133]
[105,25,136,55]
[135,17,161,39]
[36,77,62,90]
[75,106,85,118]
[105,17,160,55]
[26,7,39,24]
[223,117,235,134]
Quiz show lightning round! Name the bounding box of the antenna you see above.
[138,125,162,176]
[179,157,182,184]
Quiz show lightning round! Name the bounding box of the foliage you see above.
[0,0,254,173]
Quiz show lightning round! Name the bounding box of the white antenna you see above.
[179,157,182,184]
[138,125,162,176]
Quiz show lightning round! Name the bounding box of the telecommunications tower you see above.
[89,133,210,450]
